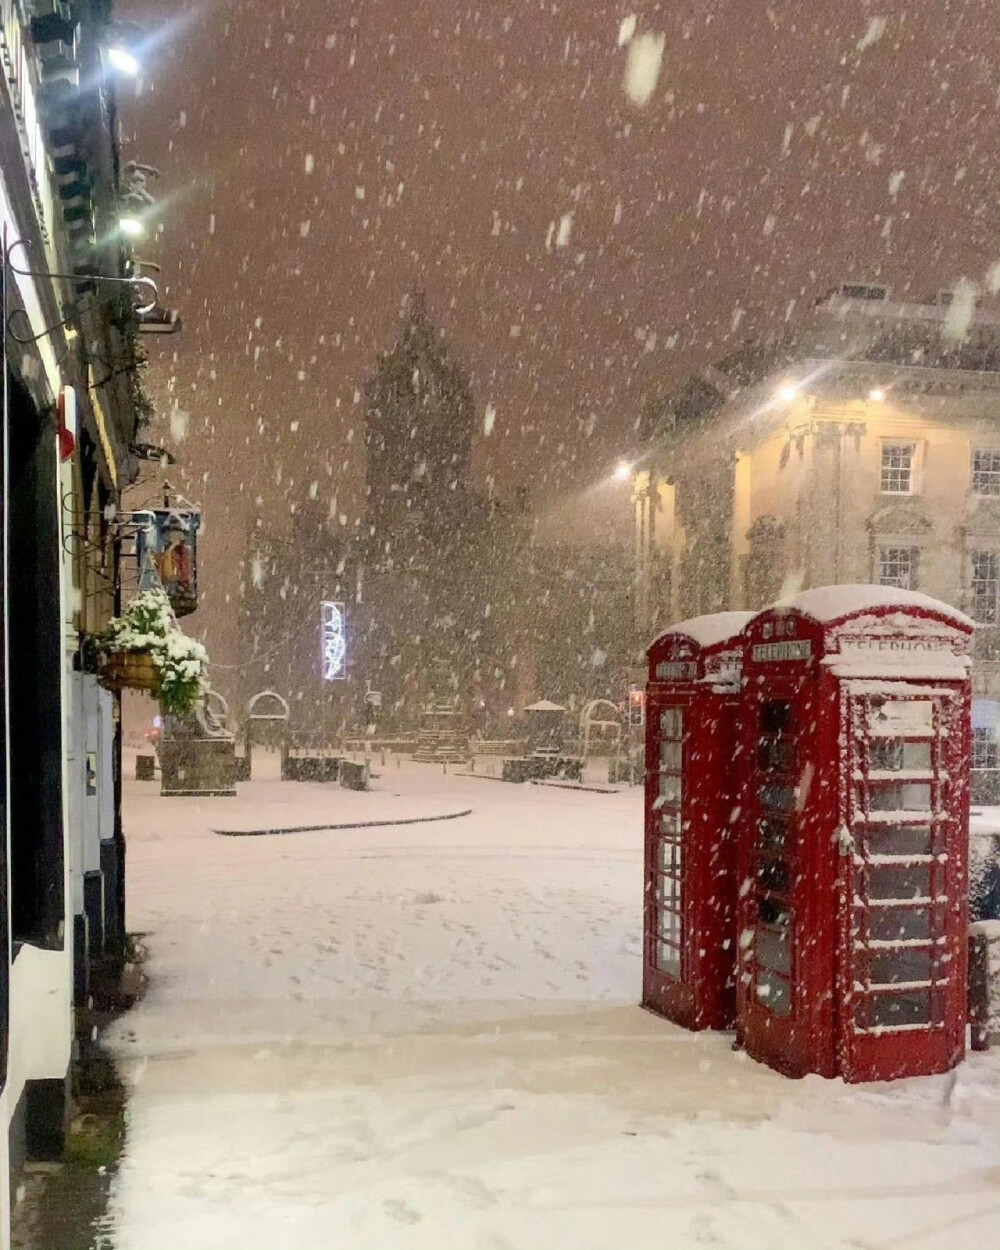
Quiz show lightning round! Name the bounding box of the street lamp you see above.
[118,216,145,239]
[776,383,799,403]
[868,387,886,402]
[614,460,632,482]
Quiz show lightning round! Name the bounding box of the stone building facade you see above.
[633,288,1000,799]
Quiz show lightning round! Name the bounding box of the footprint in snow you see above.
[383,1198,421,1225]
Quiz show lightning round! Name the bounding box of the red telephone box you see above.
[736,586,973,1082]
[643,612,754,1030]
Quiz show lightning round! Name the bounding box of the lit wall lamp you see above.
[868,387,886,403]
[138,305,182,335]
[106,45,140,77]
[614,460,632,482]
[118,215,145,239]
[776,383,799,403]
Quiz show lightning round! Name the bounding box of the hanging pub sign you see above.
[136,508,200,616]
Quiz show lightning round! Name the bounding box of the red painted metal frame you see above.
[643,624,744,1031]
[736,602,972,1082]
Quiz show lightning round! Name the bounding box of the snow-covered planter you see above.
[92,590,209,717]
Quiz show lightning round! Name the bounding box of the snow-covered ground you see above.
[104,757,1000,1250]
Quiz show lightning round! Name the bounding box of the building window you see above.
[878,547,917,590]
[971,551,1000,624]
[973,727,999,771]
[972,449,1000,497]
[880,443,916,494]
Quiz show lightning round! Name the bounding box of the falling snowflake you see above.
[622,32,664,108]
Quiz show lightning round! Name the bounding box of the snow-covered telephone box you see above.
[736,586,973,1082]
[643,612,753,1030]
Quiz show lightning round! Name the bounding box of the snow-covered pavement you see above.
[104,760,1000,1250]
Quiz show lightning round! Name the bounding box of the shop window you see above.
[972,448,1000,497]
[880,443,916,494]
[971,551,999,624]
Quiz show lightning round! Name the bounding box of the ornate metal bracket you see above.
[3,236,158,346]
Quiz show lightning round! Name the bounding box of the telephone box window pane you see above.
[658,909,680,940]
[867,699,934,738]
[659,775,682,804]
[660,740,682,770]
[866,990,931,1028]
[756,924,791,975]
[869,948,933,986]
[660,708,683,739]
[761,700,792,734]
[657,941,680,977]
[758,897,791,927]
[658,876,681,910]
[758,739,796,772]
[757,859,791,894]
[863,824,933,856]
[869,905,932,942]
[659,809,681,836]
[760,783,796,812]
[869,783,932,812]
[758,816,790,858]
[869,740,932,772]
[658,840,682,874]
[869,862,932,901]
[754,969,791,1016]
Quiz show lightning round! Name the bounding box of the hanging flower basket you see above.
[98,649,161,694]
[89,589,209,717]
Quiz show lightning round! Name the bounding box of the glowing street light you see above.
[107,45,140,76]
[776,383,799,403]
[118,216,145,239]
[868,387,886,402]
[614,460,632,482]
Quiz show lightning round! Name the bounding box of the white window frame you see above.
[972,448,1000,498]
[970,550,1000,625]
[972,726,998,771]
[877,545,918,590]
[880,441,918,495]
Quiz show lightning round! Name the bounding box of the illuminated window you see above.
[971,552,999,624]
[972,449,1000,497]
[880,443,915,494]
[878,546,917,590]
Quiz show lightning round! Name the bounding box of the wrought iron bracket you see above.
[3,237,158,346]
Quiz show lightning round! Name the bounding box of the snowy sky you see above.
[119,0,1000,669]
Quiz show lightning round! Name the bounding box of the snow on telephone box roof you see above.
[647,611,755,655]
[771,584,974,630]
[746,584,973,681]
[648,611,755,685]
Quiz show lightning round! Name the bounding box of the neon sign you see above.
[321,601,347,680]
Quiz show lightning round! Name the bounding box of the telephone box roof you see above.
[771,584,973,630]
[648,611,754,655]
